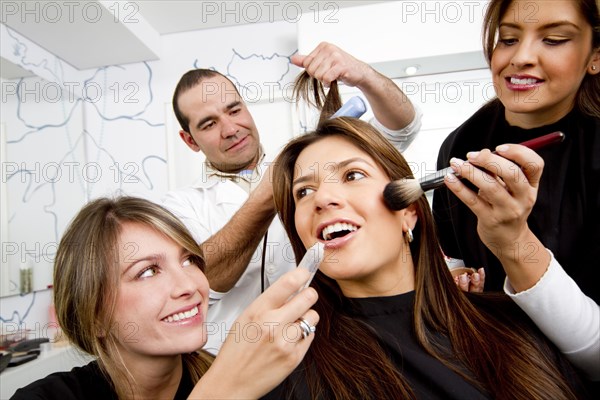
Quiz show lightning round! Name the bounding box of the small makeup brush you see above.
[383,131,565,211]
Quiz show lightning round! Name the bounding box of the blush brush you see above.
[383,131,565,211]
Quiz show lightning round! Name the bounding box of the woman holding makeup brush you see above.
[432,0,600,391]
[433,0,599,304]
[444,143,599,384]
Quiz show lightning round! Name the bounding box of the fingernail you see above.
[472,273,480,283]
[466,151,479,160]
[459,274,468,284]
[496,144,509,153]
[450,157,465,167]
[445,173,458,183]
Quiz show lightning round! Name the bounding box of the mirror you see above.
[0,21,172,297]
[1,74,86,297]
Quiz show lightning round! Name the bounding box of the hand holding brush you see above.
[442,139,557,292]
[383,131,565,210]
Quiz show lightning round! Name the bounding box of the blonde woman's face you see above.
[292,136,417,298]
[111,222,209,362]
[491,0,599,127]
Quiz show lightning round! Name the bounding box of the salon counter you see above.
[0,343,93,399]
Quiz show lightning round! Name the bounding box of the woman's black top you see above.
[263,290,588,399]
[433,100,600,303]
[11,360,194,400]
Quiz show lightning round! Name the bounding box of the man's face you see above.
[177,75,260,172]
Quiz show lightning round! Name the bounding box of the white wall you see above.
[298,1,489,78]
[399,68,493,176]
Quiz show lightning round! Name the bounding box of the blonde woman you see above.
[12,196,318,399]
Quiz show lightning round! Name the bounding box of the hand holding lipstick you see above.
[192,267,319,399]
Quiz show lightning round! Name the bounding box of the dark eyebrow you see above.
[226,100,242,110]
[195,116,212,131]
[500,20,580,31]
[122,253,164,276]
[195,101,242,130]
[292,157,375,187]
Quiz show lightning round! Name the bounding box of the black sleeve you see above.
[10,362,115,400]
[11,374,81,400]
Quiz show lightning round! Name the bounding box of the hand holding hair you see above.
[292,41,417,131]
[290,42,372,88]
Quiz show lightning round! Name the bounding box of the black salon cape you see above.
[262,291,587,400]
[433,100,600,304]
[10,360,194,400]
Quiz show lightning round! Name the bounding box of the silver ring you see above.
[298,318,316,339]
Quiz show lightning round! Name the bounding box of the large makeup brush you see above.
[383,131,565,210]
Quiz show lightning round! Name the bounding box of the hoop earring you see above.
[405,228,414,243]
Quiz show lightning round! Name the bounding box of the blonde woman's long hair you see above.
[53,196,213,398]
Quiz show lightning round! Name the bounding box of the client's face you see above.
[111,222,210,362]
[292,135,417,298]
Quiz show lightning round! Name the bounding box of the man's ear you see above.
[179,130,201,152]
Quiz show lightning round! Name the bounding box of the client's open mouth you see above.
[320,222,359,241]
